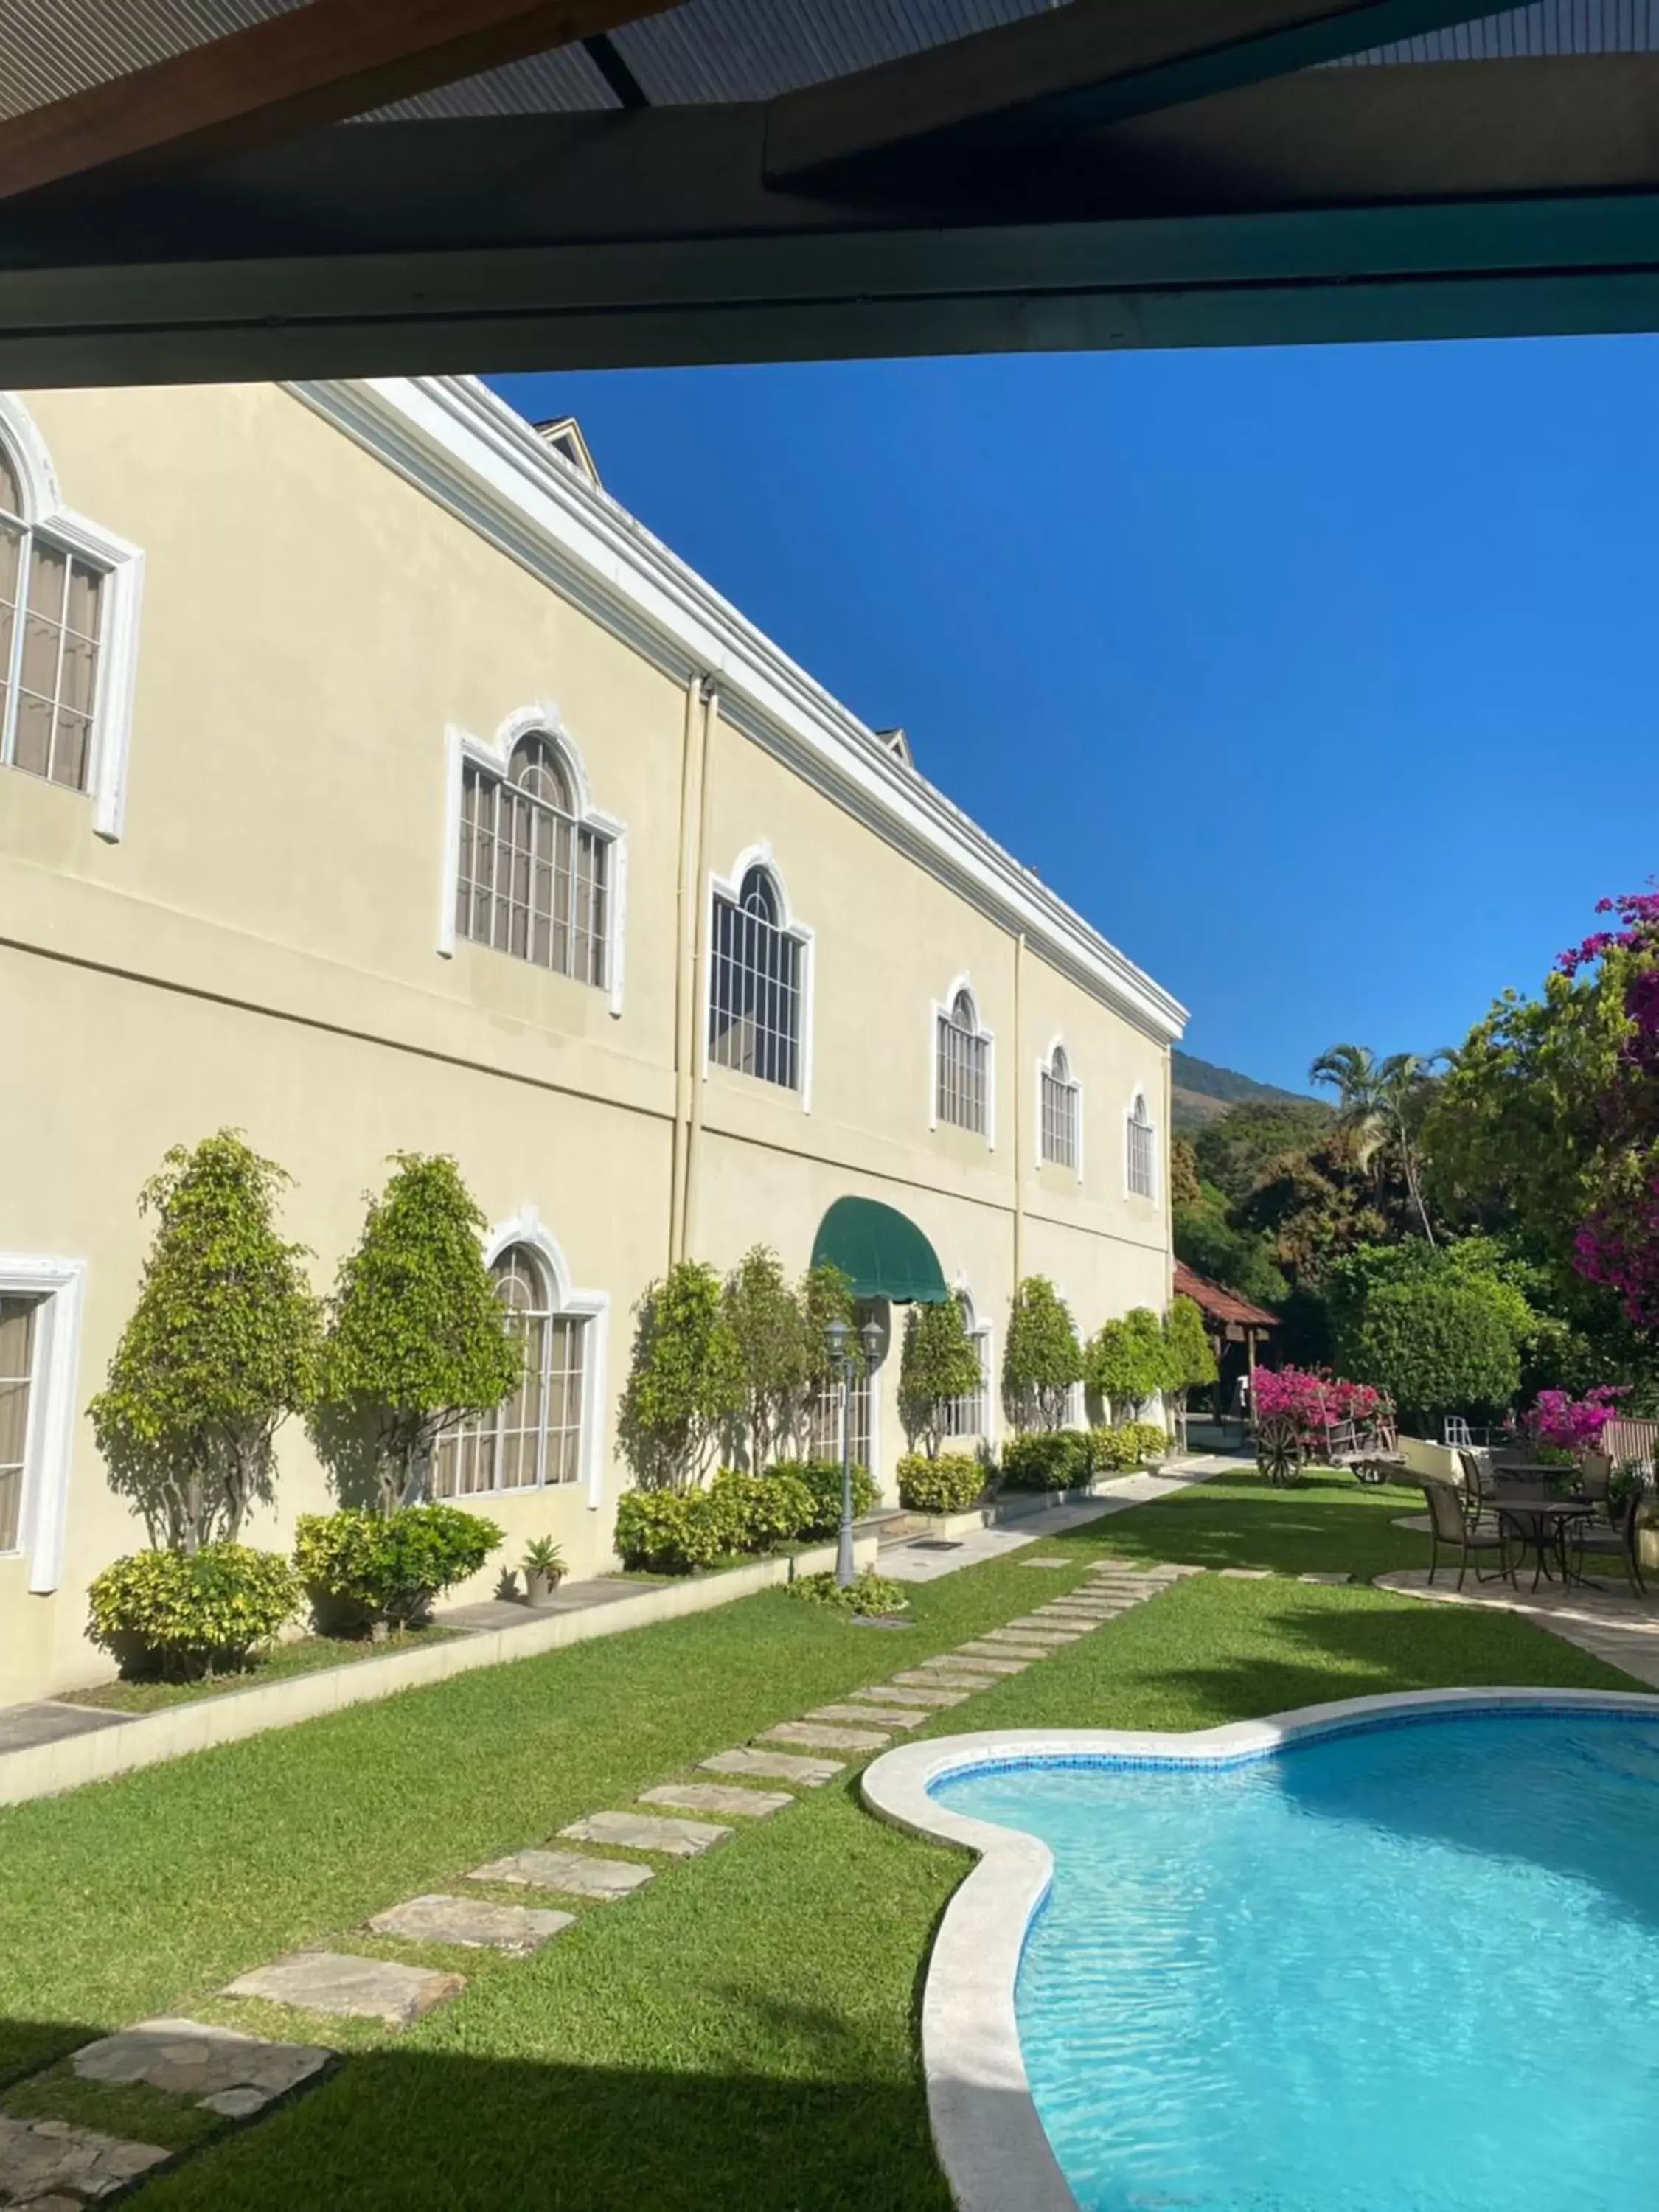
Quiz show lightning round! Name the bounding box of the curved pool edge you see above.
[862,1685,1659,2212]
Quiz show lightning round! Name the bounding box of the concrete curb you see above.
[0,1533,879,1809]
[909,1455,1225,1542]
[860,1685,1659,2212]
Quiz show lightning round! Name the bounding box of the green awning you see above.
[810,1197,950,1304]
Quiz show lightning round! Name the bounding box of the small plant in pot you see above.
[521,1536,566,1607]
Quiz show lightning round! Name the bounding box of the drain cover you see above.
[910,1538,964,1552]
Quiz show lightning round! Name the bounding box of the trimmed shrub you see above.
[293,1503,501,1630]
[1001,1430,1091,1492]
[613,1487,740,1575]
[786,1569,911,1615]
[1342,1277,1520,1428]
[897,1453,986,1515]
[774,1458,878,1537]
[709,1466,813,1554]
[1001,1277,1084,1433]
[88,1544,301,1679]
[1090,1422,1173,1474]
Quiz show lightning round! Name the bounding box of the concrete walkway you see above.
[876,1453,1228,1582]
[1376,1567,1659,1688]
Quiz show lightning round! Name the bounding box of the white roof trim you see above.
[285,375,1188,1046]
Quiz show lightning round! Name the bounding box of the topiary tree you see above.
[1089,1307,1172,1425]
[1001,1276,1083,1433]
[1341,1276,1520,1430]
[1163,1293,1217,1435]
[316,1154,521,1514]
[788,1259,858,1456]
[618,1260,744,1492]
[898,1298,983,1460]
[90,1131,321,1554]
[721,1245,810,1472]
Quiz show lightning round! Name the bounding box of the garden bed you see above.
[59,1627,464,1716]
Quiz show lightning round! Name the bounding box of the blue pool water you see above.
[935,1711,1659,2212]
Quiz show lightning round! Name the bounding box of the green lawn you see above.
[0,1471,1637,2210]
[58,1624,462,1714]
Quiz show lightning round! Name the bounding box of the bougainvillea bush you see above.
[1558,889,1659,1327]
[1253,1366,1384,1446]
[1528,1385,1627,1456]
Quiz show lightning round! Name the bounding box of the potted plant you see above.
[521,1536,566,1607]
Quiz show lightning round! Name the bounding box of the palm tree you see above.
[1308,1042,1439,1245]
[1377,1051,1441,1248]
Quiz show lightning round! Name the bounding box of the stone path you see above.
[1375,1567,1659,1688]
[0,1554,1199,2208]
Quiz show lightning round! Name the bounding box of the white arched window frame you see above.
[0,394,144,841]
[940,1284,996,1447]
[438,702,628,1017]
[704,842,815,1110]
[1036,1037,1083,1177]
[930,975,995,1146]
[1125,1088,1159,1202]
[0,1251,86,1593]
[432,1207,610,1508]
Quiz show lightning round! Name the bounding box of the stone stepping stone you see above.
[757,1719,889,1752]
[560,1810,731,1857]
[805,1703,928,1730]
[222,1952,463,2028]
[891,1669,989,1691]
[956,1641,1046,1663]
[1017,1558,1074,1569]
[700,1747,843,1785]
[639,1783,793,1819]
[939,1653,1028,1674]
[978,1629,1082,1648]
[1007,1613,1093,1633]
[1032,1604,1117,1619]
[72,2017,332,2117]
[855,1683,969,1708]
[1298,1572,1352,1585]
[467,1848,655,1899]
[1217,1567,1274,1580]
[0,2114,170,2205]
[366,1895,572,1953]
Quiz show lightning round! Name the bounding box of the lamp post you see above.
[828,1312,885,1589]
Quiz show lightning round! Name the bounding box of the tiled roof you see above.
[1174,1260,1279,1331]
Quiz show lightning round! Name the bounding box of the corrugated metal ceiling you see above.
[1,0,1656,129]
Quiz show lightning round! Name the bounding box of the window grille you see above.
[0,444,103,793]
[1127,1094,1158,1199]
[709,864,801,1089]
[810,1300,879,1467]
[434,1246,586,1497]
[456,733,610,987]
[1040,1046,1079,1169]
[940,1295,990,1439]
[936,989,987,1135]
[0,1293,38,1552]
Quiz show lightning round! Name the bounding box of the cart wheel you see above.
[1256,1416,1302,1486]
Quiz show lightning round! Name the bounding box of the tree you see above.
[1163,1294,1217,1407]
[317,1155,521,1513]
[1089,1307,1172,1424]
[1233,1147,1390,1286]
[1001,1276,1083,1433]
[1310,1041,1440,1243]
[1170,1135,1203,1209]
[90,1131,320,1553]
[1173,1189,1290,1312]
[1341,1276,1520,1430]
[721,1245,809,1471]
[898,1298,982,1460]
[617,1260,743,1492]
[1193,1099,1332,1205]
[790,1260,858,1455]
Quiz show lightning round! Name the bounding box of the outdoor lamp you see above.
[824,1317,849,1367]
[860,1315,883,1367]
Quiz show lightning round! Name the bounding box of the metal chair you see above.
[1570,1484,1649,1599]
[1579,1453,1613,1509]
[1422,1478,1517,1591]
[1455,1447,1498,1533]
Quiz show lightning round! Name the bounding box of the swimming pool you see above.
[867,1694,1659,2212]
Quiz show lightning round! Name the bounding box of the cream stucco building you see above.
[0,375,1186,1705]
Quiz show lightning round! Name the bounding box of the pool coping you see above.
[861,1685,1659,2212]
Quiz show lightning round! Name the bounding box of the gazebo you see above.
[1173,1259,1279,1416]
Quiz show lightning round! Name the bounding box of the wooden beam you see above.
[764,0,1517,186]
[0,0,678,204]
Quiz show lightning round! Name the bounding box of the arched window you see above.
[1041,1043,1080,1171]
[1127,1091,1158,1200]
[0,434,105,793]
[434,1243,589,1496]
[456,728,611,987]
[709,860,804,1090]
[936,987,989,1135]
[940,1290,992,1440]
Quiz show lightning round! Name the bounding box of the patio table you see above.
[1492,1492,1596,1591]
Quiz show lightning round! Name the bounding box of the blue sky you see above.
[490,338,1659,1095]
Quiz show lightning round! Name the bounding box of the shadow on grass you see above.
[0,2022,951,2212]
[1047,1471,1429,1577]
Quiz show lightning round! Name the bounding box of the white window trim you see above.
[481,1206,610,1507]
[0,394,145,843]
[929,973,996,1148]
[0,1251,86,1593]
[437,700,627,1018]
[1124,1087,1160,1203]
[1034,1033,1085,1180]
[702,839,815,1113]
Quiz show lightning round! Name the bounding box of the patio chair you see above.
[1455,1447,1499,1532]
[1422,1478,1517,1592]
[1569,1485,1649,1599]
[1579,1453,1613,1508]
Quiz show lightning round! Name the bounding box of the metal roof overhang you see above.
[811,1197,951,1305]
[4,0,1659,381]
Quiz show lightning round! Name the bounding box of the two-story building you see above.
[0,375,1186,1703]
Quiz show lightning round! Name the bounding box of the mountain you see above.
[1171,1051,1315,1133]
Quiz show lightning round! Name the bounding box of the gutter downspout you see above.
[680,677,720,1265]
[668,672,702,1265]
[1012,930,1026,1289]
